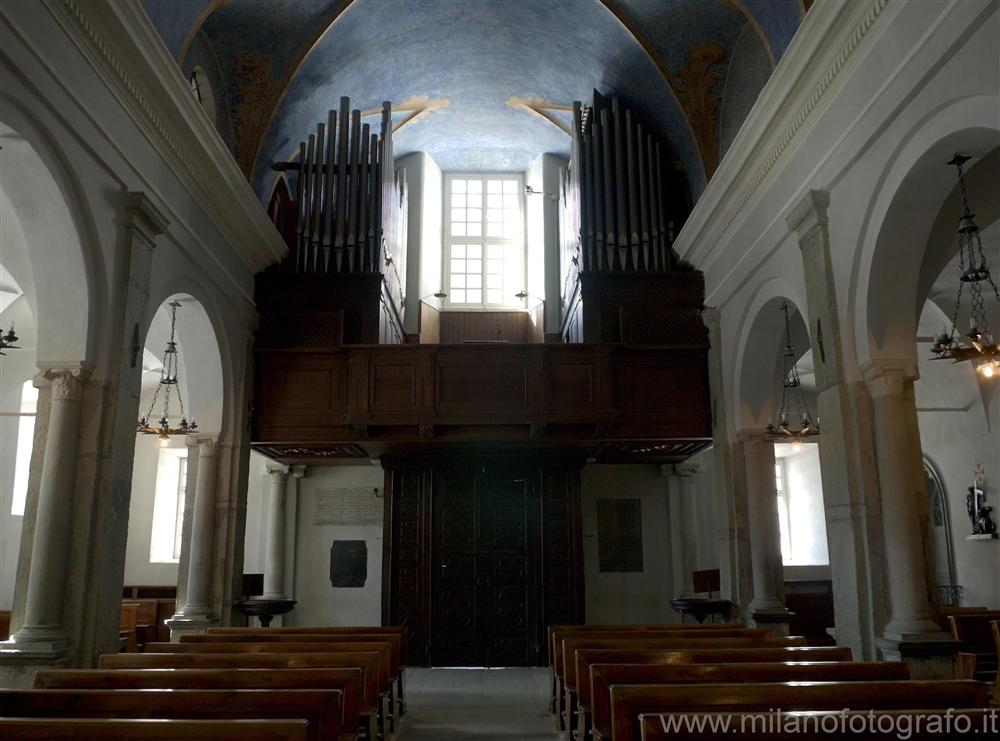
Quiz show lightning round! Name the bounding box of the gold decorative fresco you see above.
[674,41,726,180]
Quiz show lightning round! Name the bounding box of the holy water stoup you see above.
[966,463,997,538]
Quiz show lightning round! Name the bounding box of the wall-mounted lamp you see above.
[524,185,558,201]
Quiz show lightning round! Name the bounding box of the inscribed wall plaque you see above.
[314,487,383,525]
[597,498,644,572]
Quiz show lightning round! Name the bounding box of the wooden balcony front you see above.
[252,342,710,464]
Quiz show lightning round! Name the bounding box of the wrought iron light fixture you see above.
[931,154,1000,379]
[0,325,19,355]
[137,301,197,446]
[766,301,819,445]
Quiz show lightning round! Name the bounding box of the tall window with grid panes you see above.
[444,174,525,309]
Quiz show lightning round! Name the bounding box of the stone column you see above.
[704,307,754,617]
[6,367,88,656]
[865,364,943,644]
[167,437,219,636]
[666,471,688,597]
[263,466,289,599]
[788,189,886,659]
[740,431,792,630]
[676,463,703,591]
[283,466,306,601]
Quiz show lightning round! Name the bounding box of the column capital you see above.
[674,462,704,479]
[266,464,289,482]
[786,189,830,241]
[290,465,307,479]
[36,364,92,401]
[125,191,169,245]
[196,436,219,456]
[862,361,918,399]
[737,428,771,448]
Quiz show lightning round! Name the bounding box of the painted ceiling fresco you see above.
[143,0,805,201]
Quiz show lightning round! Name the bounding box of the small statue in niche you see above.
[966,464,997,536]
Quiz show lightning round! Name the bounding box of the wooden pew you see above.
[161,638,396,735]
[560,634,804,731]
[0,688,343,741]
[180,629,402,732]
[638,709,1000,740]
[936,605,987,632]
[122,599,159,650]
[0,718,310,740]
[0,609,10,640]
[552,627,769,726]
[34,667,372,740]
[92,653,368,733]
[97,652,370,737]
[118,601,138,653]
[200,627,409,725]
[587,661,910,741]
[208,625,409,667]
[574,647,854,739]
[993,620,1000,704]
[606,680,989,741]
[949,611,1000,680]
[575,645,853,723]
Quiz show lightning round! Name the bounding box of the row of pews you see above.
[0,625,407,740]
[549,622,999,741]
[942,608,1000,681]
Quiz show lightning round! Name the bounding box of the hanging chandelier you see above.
[0,325,19,355]
[137,301,197,445]
[766,301,819,446]
[931,154,1000,379]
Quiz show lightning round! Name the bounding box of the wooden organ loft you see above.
[252,93,711,666]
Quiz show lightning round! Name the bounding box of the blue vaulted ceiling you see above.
[143,0,804,202]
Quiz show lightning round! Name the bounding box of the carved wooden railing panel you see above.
[252,343,710,458]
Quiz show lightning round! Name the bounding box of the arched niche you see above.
[853,94,1000,369]
[139,294,225,438]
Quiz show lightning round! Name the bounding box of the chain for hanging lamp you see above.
[931,153,1000,379]
[766,301,819,445]
[137,301,197,445]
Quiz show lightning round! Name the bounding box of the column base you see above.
[0,643,70,689]
[165,614,217,642]
[877,635,961,679]
[749,607,795,637]
[1,625,69,658]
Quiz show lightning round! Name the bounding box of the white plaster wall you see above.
[286,465,384,627]
[582,464,677,624]
[0,386,25,611]
[526,153,566,333]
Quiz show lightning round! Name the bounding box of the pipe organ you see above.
[264,96,408,344]
[558,91,704,347]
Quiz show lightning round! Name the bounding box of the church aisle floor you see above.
[398,667,558,740]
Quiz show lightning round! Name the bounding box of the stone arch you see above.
[852,94,1000,370]
[142,285,227,438]
[732,278,810,432]
[0,97,99,367]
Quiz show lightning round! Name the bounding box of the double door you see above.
[431,466,536,666]
[383,460,583,667]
